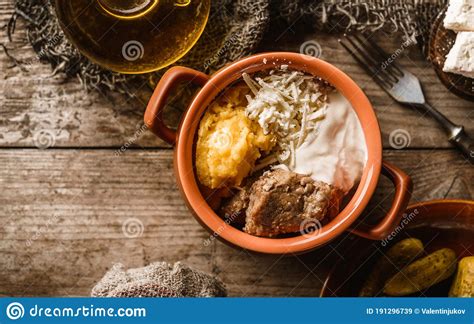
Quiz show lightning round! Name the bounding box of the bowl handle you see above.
[144,66,210,145]
[349,161,413,240]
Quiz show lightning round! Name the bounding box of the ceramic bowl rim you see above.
[175,52,383,254]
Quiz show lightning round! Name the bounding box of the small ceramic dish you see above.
[320,199,474,296]
[429,8,474,102]
[144,52,413,254]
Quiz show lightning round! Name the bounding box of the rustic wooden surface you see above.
[0,0,473,297]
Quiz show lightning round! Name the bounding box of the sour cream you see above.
[291,92,367,193]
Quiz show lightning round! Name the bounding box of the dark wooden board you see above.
[0,149,471,296]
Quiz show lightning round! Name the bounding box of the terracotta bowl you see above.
[320,199,474,297]
[144,52,413,254]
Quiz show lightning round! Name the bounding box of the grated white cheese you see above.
[242,69,330,166]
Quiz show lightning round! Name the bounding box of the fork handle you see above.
[450,127,474,164]
[417,103,474,163]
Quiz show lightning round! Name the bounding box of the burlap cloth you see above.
[6,0,446,96]
[91,262,227,297]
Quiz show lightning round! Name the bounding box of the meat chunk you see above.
[219,173,260,226]
[243,169,341,237]
[219,187,250,226]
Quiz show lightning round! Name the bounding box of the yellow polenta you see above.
[196,86,274,189]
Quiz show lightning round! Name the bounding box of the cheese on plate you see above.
[443,32,474,79]
[444,0,474,31]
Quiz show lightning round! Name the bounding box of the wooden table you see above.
[1,1,473,297]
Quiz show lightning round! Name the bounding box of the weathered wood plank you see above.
[1,1,472,149]
[0,149,471,296]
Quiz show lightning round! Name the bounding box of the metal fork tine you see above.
[348,33,399,85]
[339,38,392,91]
[361,32,405,78]
[338,38,392,91]
[342,34,395,88]
[340,33,474,163]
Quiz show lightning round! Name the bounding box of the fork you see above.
[339,33,473,163]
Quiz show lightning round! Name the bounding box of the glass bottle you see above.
[55,0,210,74]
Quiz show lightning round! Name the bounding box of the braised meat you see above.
[219,187,250,226]
[219,173,261,226]
[220,168,341,237]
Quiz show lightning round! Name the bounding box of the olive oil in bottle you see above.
[55,0,210,74]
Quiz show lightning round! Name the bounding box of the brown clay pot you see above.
[320,199,474,296]
[144,52,413,254]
